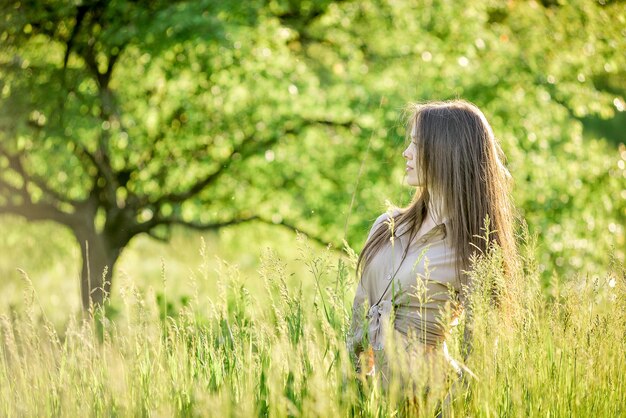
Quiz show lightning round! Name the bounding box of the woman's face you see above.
[403,124,423,187]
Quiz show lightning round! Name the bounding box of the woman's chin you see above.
[404,177,420,187]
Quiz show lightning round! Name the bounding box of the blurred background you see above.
[0,0,624,326]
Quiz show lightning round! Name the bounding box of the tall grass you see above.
[0,226,624,417]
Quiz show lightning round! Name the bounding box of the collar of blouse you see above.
[392,216,450,244]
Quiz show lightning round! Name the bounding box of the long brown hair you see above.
[356,99,518,296]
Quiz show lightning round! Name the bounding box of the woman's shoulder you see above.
[367,208,403,239]
[372,209,400,227]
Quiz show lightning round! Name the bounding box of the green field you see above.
[0,219,625,416]
[1,0,625,416]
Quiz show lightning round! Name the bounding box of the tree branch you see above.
[73,39,131,209]
[156,214,260,231]
[255,216,342,250]
[0,177,28,201]
[0,157,78,228]
[134,213,341,251]
[147,144,243,207]
[0,199,77,228]
[58,2,131,205]
[62,5,90,71]
[147,118,354,208]
[0,148,83,208]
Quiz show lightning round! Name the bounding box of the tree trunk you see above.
[74,228,122,310]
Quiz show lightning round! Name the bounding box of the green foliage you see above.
[0,0,625,412]
[1,0,624,288]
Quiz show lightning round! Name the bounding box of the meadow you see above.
[1,0,625,416]
[0,217,624,417]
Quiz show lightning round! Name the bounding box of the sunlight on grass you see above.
[0,223,624,417]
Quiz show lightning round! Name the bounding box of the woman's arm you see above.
[347,211,391,372]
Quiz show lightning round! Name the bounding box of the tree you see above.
[1,0,624,310]
[0,0,360,309]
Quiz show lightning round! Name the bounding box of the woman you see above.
[348,99,518,411]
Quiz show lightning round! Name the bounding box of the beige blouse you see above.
[348,209,462,365]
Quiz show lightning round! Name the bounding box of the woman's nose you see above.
[403,148,411,160]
